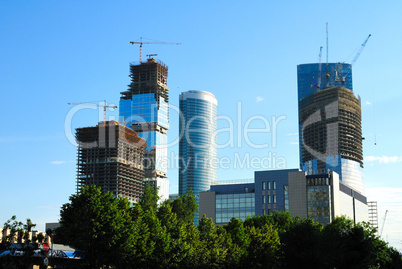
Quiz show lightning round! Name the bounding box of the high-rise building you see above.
[298,85,364,194]
[179,90,218,222]
[119,57,170,201]
[76,121,146,203]
[297,61,365,194]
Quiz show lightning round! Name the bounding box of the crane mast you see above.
[318,46,323,89]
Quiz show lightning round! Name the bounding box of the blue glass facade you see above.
[120,93,169,132]
[297,63,352,102]
[254,169,299,216]
[179,91,218,223]
[211,183,255,224]
[302,156,364,194]
[119,59,170,199]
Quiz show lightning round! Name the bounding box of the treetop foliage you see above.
[6,185,399,269]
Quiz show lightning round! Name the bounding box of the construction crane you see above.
[130,37,181,63]
[380,210,388,237]
[336,34,371,83]
[311,46,323,89]
[67,100,117,122]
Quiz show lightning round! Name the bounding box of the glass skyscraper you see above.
[179,90,218,222]
[119,58,169,201]
[297,63,365,194]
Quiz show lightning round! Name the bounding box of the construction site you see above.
[75,121,146,203]
[299,86,363,168]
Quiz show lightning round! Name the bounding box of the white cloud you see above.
[50,161,67,165]
[37,205,62,209]
[287,132,298,136]
[256,96,264,102]
[289,142,299,145]
[365,101,372,105]
[365,156,402,164]
[366,187,402,250]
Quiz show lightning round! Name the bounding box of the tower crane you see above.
[67,100,117,122]
[130,37,181,63]
[335,34,371,83]
[311,46,323,89]
[380,210,388,237]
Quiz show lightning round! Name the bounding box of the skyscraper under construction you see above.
[76,121,146,203]
[119,57,169,201]
[298,63,365,194]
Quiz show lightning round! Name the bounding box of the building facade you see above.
[119,58,169,201]
[179,90,218,222]
[75,121,146,203]
[199,183,255,225]
[254,169,300,216]
[298,86,364,194]
[199,169,368,226]
[297,63,353,101]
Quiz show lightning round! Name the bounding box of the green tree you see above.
[56,185,133,269]
[279,217,323,269]
[171,190,198,224]
[245,223,281,269]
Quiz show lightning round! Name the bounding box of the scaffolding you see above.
[368,201,379,230]
[75,121,146,203]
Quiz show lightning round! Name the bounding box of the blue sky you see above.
[1,0,401,250]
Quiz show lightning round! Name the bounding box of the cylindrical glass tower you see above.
[179,91,218,222]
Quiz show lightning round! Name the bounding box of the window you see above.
[262,181,266,190]
[263,209,266,215]
[273,195,277,204]
[273,181,276,190]
[268,181,271,190]
[244,187,249,193]
[262,195,266,204]
[268,195,271,204]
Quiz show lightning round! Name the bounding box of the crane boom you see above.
[380,210,388,237]
[336,34,371,84]
[130,37,181,62]
[67,100,117,122]
[351,34,371,66]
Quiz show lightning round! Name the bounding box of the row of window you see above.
[216,197,254,204]
[216,193,254,199]
[262,195,277,204]
[216,203,254,209]
[262,181,276,190]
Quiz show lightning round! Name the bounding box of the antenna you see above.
[326,22,329,64]
[325,22,330,87]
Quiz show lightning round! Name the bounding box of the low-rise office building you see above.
[199,169,368,225]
